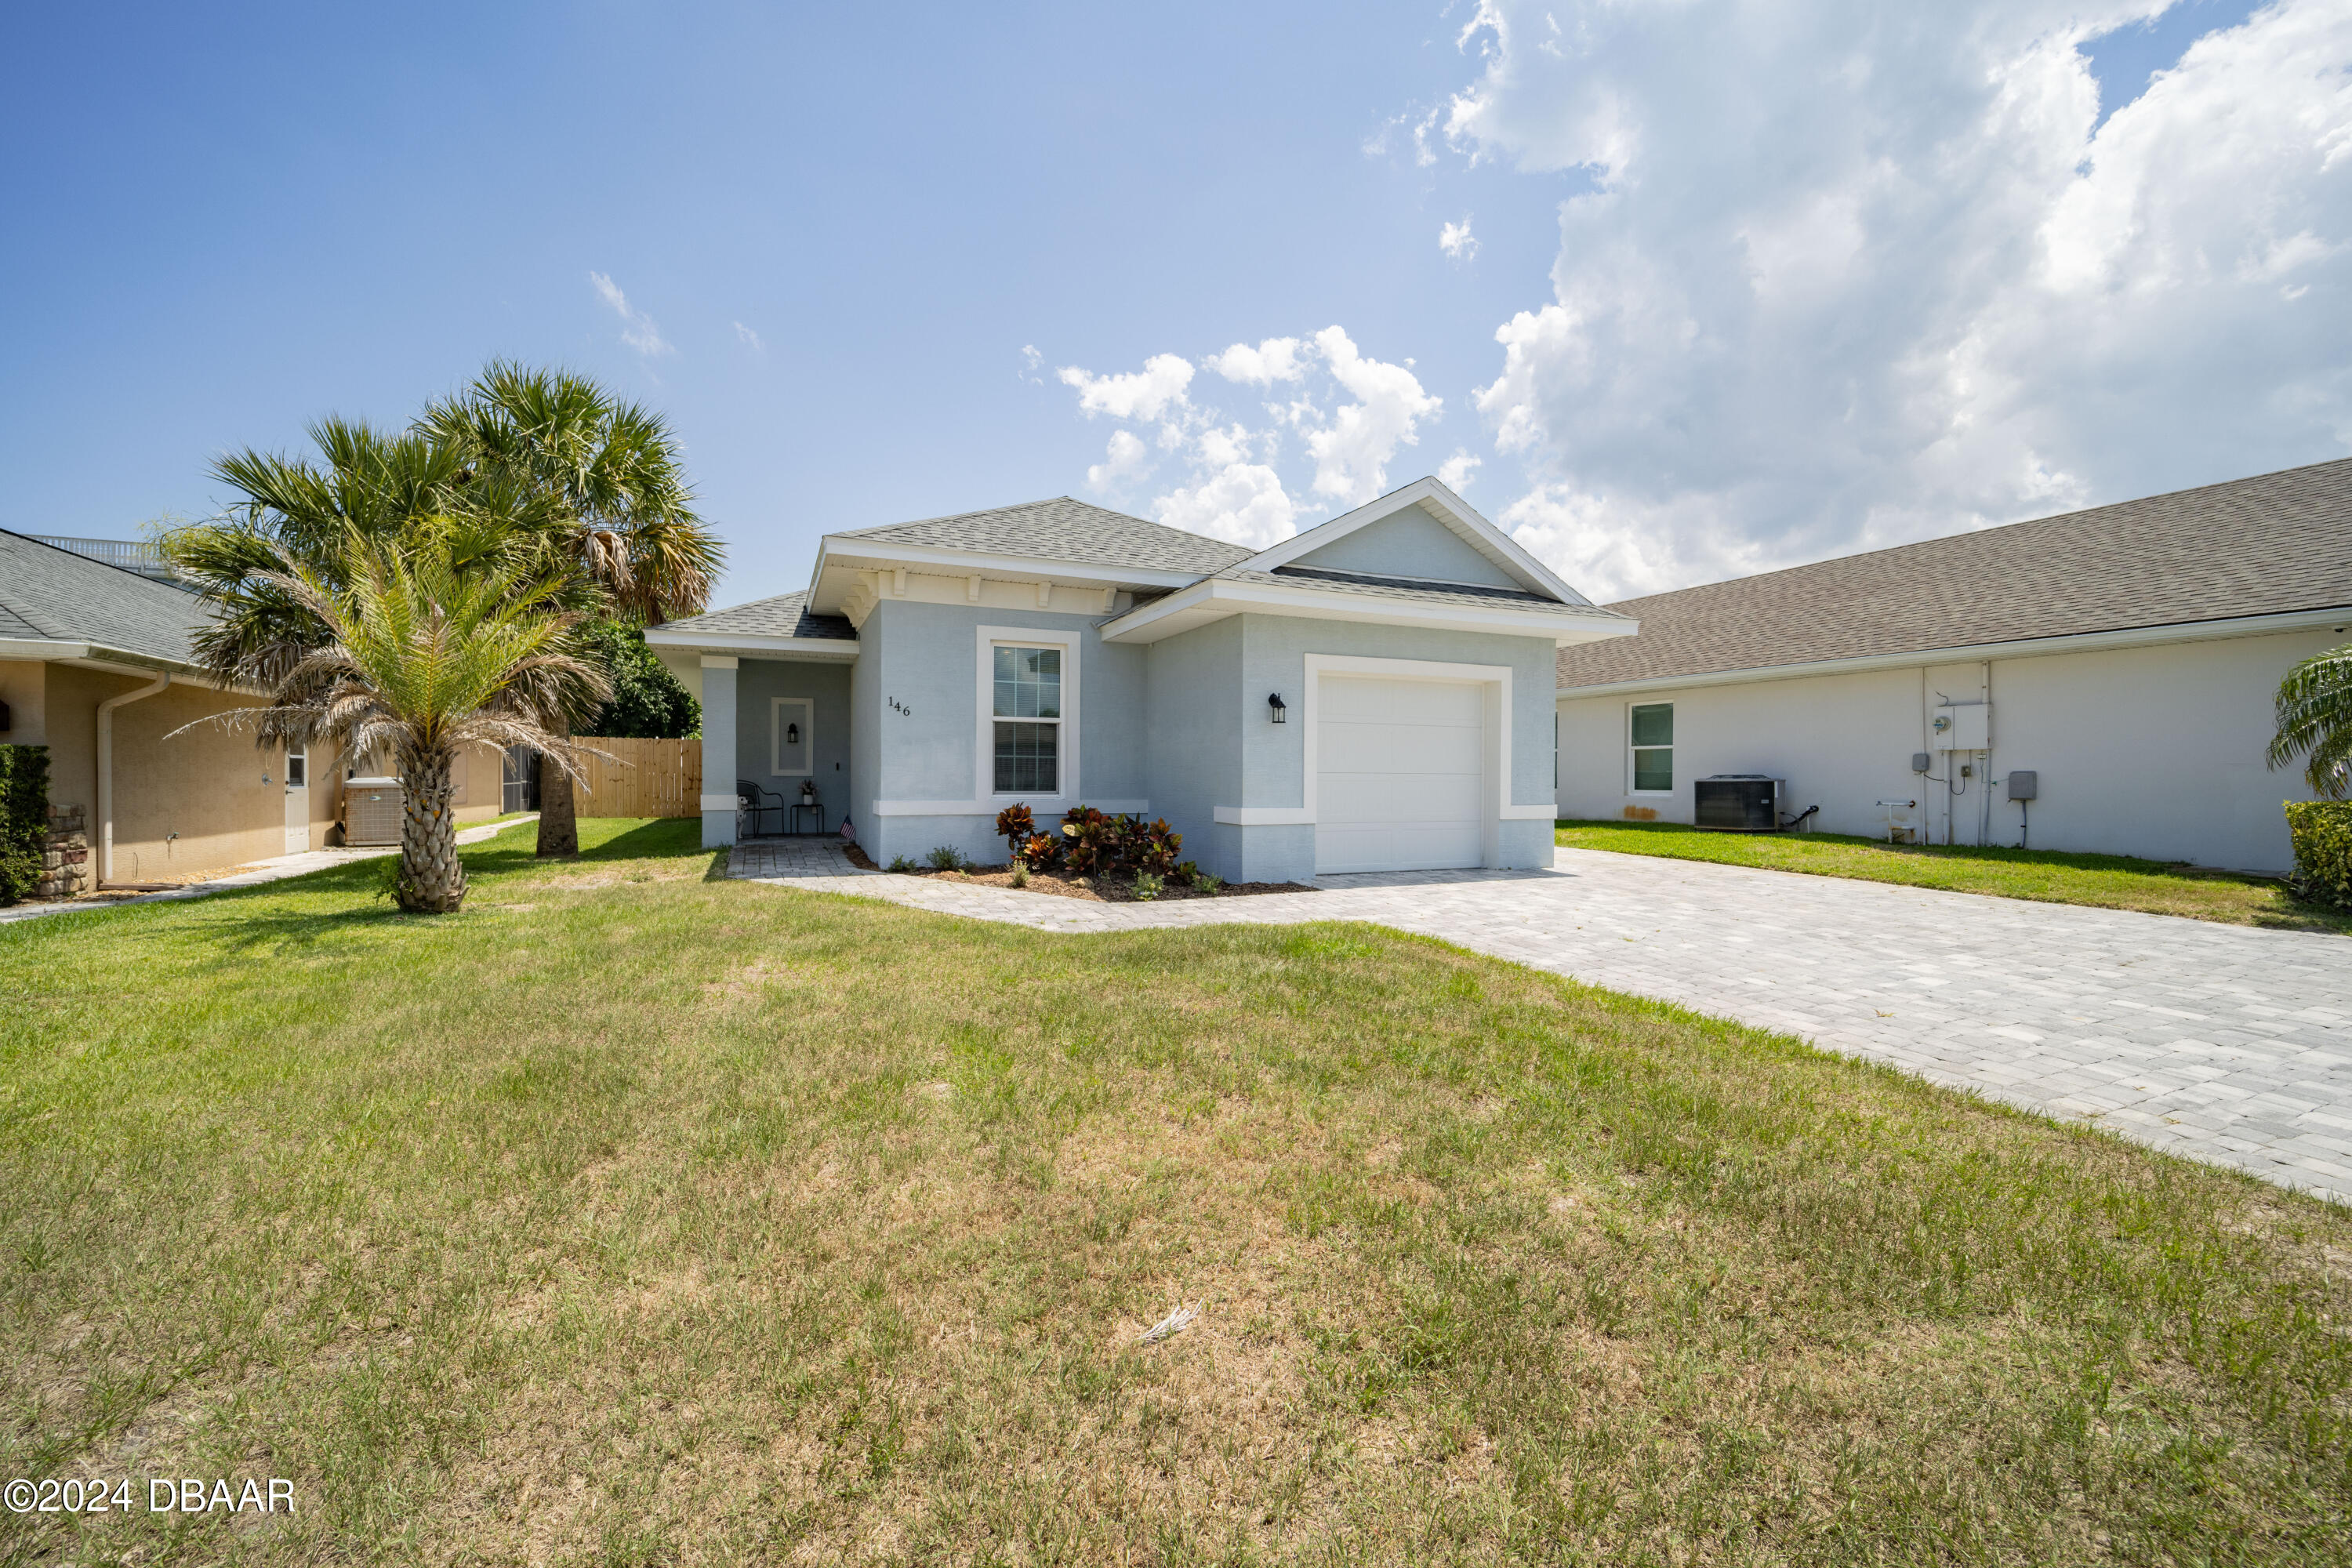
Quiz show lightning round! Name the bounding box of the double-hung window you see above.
[1629,702,1673,793]
[992,645,1062,793]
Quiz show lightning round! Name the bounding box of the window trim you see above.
[285,742,307,789]
[770,696,815,778]
[974,625,1080,805]
[1628,700,1674,796]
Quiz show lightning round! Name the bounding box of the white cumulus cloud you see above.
[1438,449,1483,492]
[588,271,673,358]
[1205,337,1308,386]
[1441,0,2352,601]
[1305,326,1443,505]
[1055,327,1446,546]
[1152,462,1300,550]
[1087,429,1152,490]
[1056,353,1195,422]
[1439,218,1479,260]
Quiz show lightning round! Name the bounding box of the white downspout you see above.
[96,670,171,886]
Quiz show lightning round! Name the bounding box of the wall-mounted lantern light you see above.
[1268,692,1287,724]
[786,721,800,745]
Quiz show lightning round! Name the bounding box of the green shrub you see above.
[886,855,918,873]
[580,619,700,738]
[2285,800,2352,909]
[1196,872,1224,895]
[1131,871,1163,902]
[0,744,51,906]
[925,845,970,871]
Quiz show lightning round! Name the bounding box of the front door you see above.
[284,743,310,855]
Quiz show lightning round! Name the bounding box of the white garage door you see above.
[1315,676,1486,873]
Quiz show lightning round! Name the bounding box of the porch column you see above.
[699,655,739,848]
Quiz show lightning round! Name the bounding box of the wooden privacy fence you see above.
[573,737,702,818]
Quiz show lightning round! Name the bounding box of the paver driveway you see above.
[732,839,2352,1205]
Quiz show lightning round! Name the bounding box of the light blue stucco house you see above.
[645,477,1634,883]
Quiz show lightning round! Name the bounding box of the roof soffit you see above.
[805,542,1204,613]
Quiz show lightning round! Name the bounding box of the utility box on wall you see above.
[1933,703,1990,750]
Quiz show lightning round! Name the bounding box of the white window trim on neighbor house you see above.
[770,696,813,778]
[868,625,1149,819]
[1212,653,1558,848]
[1628,700,1674,795]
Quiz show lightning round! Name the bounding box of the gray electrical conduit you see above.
[96,670,172,886]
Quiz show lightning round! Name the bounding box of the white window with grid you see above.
[1628,702,1673,793]
[974,627,1080,804]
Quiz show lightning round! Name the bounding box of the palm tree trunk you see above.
[535,733,579,857]
[397,752,466,913]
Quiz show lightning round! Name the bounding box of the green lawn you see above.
[1558,818,2352,935]
[4,818,2350,1564]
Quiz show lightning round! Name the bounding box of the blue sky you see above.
[2,0,2332,608]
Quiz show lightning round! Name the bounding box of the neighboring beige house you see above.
[1555,460,2352,874]
[0,531,506,888]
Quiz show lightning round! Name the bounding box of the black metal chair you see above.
[736,779,786,839]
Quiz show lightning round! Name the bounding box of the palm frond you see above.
[2269,643,2352,800]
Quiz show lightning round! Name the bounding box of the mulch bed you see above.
[887,863,1313,903]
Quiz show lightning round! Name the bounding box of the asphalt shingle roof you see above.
[1555,459,2352,690]
[0,529,206,667]
[835,497,1253,576]
[655,590,857,641]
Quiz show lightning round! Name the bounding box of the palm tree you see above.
[2270,641,2352,799]
[165,419,532,686]
[422,364,724,856]
[186,539,609,913]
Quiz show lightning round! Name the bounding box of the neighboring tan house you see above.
[0,531,506,888]
[1553,460,2352,874]
[648,478,1632,880]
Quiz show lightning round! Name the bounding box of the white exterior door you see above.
[1315,676,1485,873]
[284,744,310,855]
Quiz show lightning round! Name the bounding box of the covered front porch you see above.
[694,653,855,847]
[644,590,864,850]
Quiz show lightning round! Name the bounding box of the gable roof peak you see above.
[1236,476,1594,607]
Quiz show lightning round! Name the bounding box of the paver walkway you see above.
[0,815,538,924]
[731,837,2352,1205]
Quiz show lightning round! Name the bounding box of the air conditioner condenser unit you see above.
[1694,775,1783,832]
[343,777,405,846]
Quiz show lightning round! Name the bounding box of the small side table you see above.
[788,802,825,836]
